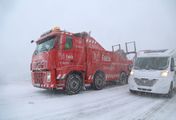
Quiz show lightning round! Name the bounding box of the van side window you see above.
[65,36,72,49]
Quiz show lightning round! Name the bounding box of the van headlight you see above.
[130,70,134,75]
[160,70,168,77]
[47,72,51,82]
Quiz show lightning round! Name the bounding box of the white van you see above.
[128,49,176,98]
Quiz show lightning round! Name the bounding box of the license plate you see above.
[34,83,40,87]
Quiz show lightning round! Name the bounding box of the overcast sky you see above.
[1,0,176,81]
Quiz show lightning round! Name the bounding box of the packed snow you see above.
[0,80,176,120]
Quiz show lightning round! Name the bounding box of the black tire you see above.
[166,83,173,98]
[65,74,82,95]
[129,89,136,94]
[119,72,128,85]
[92,72,105,90]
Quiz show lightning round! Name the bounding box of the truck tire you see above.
[92,72,105,90]
[166,83,173,98]
[65,74,82,95]
[119,72,128,85]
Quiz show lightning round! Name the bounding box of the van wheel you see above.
[167,83,173,98]
[65,74,82,95]
[92,72,105,90]
[119,72,128,85]
[129,89,136,94]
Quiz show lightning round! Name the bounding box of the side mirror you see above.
[128,64,133,71]
[174,66,176,71]
[170,64,175,71]
[171,67,174,71]
[31,40,34,43]
[170,58,175,71]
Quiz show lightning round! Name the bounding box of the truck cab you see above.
[31,27,87,93]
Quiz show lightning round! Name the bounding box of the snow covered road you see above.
[0,81,175,120]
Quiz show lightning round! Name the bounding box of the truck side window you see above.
[65,36,72,49]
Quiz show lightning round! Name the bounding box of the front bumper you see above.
[128,76,171,94]
[33,83,55,89]
[31,71,56,89]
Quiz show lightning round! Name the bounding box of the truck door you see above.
[61,35,74,66]
[61,35,85,68]
[72,35,85,67]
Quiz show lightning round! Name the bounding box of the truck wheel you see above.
[65,74,82,95]
[119,72,128,85]
[93,73,105,90]
[167,83,173,98]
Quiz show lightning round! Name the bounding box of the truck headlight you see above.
[47,72,51,82]
[160,70,168,77]
[130,70,134,75]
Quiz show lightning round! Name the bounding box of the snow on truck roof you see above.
[137,49,176,57]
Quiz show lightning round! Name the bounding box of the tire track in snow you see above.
[132,98,169,120]
[21,86,131,120]
[1,83,172,120]
[0,85,128,120]
[137,93,176,120]
[30,87,147,120]
[148,94,176,120]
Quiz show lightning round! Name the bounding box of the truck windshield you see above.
[34,36,55,55]
[134,57,169,70]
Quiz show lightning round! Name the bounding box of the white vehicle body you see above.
[129,49,176,95]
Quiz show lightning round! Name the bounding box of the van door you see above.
[171,58,176,87]
[174,58,176,87]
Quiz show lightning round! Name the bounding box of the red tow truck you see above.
[31,27,136,94]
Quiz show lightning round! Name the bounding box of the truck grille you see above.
[32,61,47,70]
[134,78,157,87]
[33,72,46,84]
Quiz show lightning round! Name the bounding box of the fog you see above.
[1,0,176,82]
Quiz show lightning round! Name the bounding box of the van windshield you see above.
[134,57,169,70]
[34,36,55,55]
